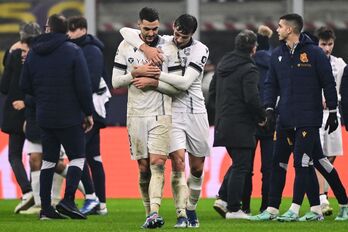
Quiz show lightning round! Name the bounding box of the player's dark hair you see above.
[174,14,198,35]
[279,13,303,34]
[68,16,87,31]
[316,26,336,41]
[47,14,67,33]
[139,7,159,22]
[235,29,257,53]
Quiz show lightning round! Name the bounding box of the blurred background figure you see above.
[241,25,274,215]
[0,22,41,213]
[315,26,346,216]
[68,15,110,216]
[210,30,266,220]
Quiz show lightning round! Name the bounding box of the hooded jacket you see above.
[210,50,265,148]
[264,33,337,129]
[70,34,109,125]
[20,33,94,128]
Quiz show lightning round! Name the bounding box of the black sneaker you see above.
[56,200,87,219]
[39,208,67,220]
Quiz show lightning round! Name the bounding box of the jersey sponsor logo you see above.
[297,63,312,68]
[128,57,134,63]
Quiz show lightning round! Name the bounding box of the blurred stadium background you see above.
[1,0,348,199]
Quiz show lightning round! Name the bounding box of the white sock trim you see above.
[93,155,102,163]
[69,158,85,170]
[41,160,56,170]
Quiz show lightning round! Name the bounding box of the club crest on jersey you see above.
[133,47,137,52]
[183,48,191,56]
[128,57,134,64]
[278,56,282,62]
[300,52,309,63]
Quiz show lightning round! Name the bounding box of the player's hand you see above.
[131,63,161,78]
[83,115,94,133]
[131,77,158,90]
[12,100,25,110]
[140,44,164,66]
[325,111,338,134]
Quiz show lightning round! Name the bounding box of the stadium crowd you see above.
[1,5,348,228]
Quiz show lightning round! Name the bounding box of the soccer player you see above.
[120,14,210,228]
[249,13,348,222]
[68,16,111,216]
[112,7,181,229]
[315,26,346,216]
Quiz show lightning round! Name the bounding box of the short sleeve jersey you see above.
[113,36,179,117]
[163,35,209,114]
[330,55,346,97]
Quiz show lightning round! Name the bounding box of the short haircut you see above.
[47,14,67,33]
[279,13,303,34]
[174,14,198,35]
[235,30,257,53]
[19,22,41,45]
[139,7,159,22]
[68,16,87,31]
[316,26,336,41]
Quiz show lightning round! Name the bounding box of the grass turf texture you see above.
[0,198,347,231]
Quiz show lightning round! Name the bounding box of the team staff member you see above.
[68,16,110,216]
[251,13,348,222]
[20,14,94,220]
[209,30,266,220]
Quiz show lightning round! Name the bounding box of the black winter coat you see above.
[24,95,41,143]
[0,49,25,134]
[20,33,94,128]
[70,34,108,126]
[209,50,265,148]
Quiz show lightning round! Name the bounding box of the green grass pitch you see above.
[0,198,347,231]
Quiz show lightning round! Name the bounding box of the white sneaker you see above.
[213,199,228,218]
[14,191,35,213]
[321,203,333,216]
[226,210,250,219]
[96,207,108,216]
[19,205,41,215]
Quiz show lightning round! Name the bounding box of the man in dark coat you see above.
[250,13,348,222]
[67,16,110,216]
[241,25,274,215]
[209,30,266,219]
[20,14,94,220]
[0,22,41,213]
